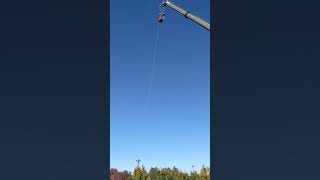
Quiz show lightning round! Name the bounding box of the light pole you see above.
[136,159,141,168]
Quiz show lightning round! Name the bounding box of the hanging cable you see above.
[145,21,160,109]
[144,4,164,110]
[146,0,169,111]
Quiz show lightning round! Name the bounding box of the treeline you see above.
[110,165,210,180]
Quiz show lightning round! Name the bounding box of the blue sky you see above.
[110,0,210,172]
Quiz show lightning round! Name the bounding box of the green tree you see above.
[173,171,188,180]
[133,166,149,180]
[190,171,199,180]
[160,168,175,180]
[149,167,161,180]
[112,165,211,180]
[199,166,210,180]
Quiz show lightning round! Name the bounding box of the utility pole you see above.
[160,0,210,31]
[136,159,141,168]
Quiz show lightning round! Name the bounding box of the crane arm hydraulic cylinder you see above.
[161,0,210,31]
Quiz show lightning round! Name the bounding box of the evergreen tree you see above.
[199,166,210,180]
[190,171,199,180]
[133,165,149,180]
[149,167,161,180]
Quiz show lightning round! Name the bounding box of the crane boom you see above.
[161,0,210,31]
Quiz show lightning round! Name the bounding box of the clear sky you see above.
[110,0,210,172]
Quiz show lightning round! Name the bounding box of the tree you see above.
[159,167,175,180]
[149,167,161,180]
[199,166,210,180]
[110,168,133,180]
[190,171,199,180]
[173,171,188,180]
[133,165,149,180]
[112,165,211,180]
